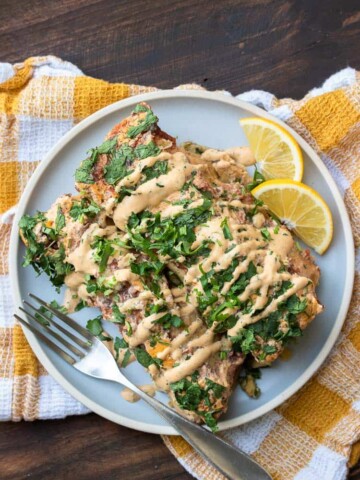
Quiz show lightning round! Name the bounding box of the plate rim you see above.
[9,89,355,435]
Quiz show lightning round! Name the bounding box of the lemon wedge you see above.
[251,179,333,254]
[240,117,303,181]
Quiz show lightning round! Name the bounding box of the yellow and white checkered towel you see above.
[0,56,359,480]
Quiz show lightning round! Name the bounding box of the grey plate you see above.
[9,90,354,435]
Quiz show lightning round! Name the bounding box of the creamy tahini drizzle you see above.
[66,224,117,275]
[120,384,156,403]
[201,146,255,167]
[113,152,195,230]
[60,147,313,393]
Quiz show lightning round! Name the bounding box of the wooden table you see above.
[1,0,359,478]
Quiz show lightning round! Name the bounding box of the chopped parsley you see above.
[113,336,131,367]
[126,197,213,261]
[112,304,126,324]
[75,138,117,184]
[153,313,184,329]
[170,377,225,431]
[261,227,271,241]
[103,145,134,185]
[230,292,307,360]
[91,237,115,273]
[133,347,162,368]
[19,212,73,290]
[127,110,158,138]
[86,315,112,341]
[69,198,101,222]
[220,217,233,240]
[141,160,168,183]
[246,169,265,191]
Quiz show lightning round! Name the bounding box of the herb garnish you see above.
[75,138,117,184]
[86,315,112,341]
[220,217,233,240]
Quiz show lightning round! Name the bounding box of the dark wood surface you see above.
[0,0,359,478]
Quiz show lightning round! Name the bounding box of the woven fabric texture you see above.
[0,56,359,480]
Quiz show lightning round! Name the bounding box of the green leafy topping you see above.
[20,212,73,291]
[85,274,117,296]
[230,291,307,360]
[141,160,168,184]
[112,304,126,324]
[170,377,225,431]
[133,347,162,368]
[197,260,257,332]
[75,299,87,311]
[247,169,266,191]
[75,138,117,184]
[133,104,150,113]
[127,111,158,138]
[135,141,161,160]
[153,313,184,329]
[220,217,233,240]
[114,336,130,364]
[130,260,165,297]
[261,228,271,241]
[69,198,101,222]
[55,207,65,233]
[91,237,115,273]
[86,315,112,341]
[126,197,213,261]
[103,145,133,185]
[286,295,307,315]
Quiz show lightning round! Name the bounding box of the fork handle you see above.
[121,383,271,480]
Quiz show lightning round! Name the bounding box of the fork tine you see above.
[14,315,77,365]
[23,301,91,350]
[29,293,93,342]
[19,307,86,359]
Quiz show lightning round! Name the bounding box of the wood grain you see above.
[0,0,359,478]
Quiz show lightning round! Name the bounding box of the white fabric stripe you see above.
[236,90,275,111]
[31,55,84,78]
[0,275,14,328]
[308,68,356,98]
[37,375,90,419]
[0,378,13,420]
[0,63,15,83]
[18,117,74,162]
[294,446,348,480]
[0,206,17,224]
[221,410,282,454]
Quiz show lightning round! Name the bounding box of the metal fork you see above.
[15,294,272,480]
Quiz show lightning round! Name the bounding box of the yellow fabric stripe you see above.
[73,77,129,120]
[164,436,193,457]
[348,321,360,351]
[352,177,360,202]
[295,90,360,151]
[0,162,19,213]
[13,324,40,377]
[279,379,351,443]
